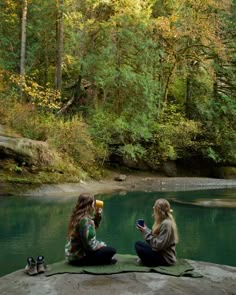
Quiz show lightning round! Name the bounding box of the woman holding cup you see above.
[135,198,178,266]
[65,193,117,265]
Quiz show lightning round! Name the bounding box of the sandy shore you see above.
[22,171,236,202]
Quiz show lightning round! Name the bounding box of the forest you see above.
[0,0,236,182]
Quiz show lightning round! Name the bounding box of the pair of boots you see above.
[25,256,46,276]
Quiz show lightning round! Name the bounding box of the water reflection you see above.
[170,188,236,208]
[0,188,236,277]
[0,197,73,277]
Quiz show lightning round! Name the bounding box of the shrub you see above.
[0,97,102,179]
[89,106,202,166]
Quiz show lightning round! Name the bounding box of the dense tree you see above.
[20,0,28,98]
[20,0,27,77]
[55,0,64,91]
[0,0,235,169]
[0,0,21,71]
[194,0,236,163]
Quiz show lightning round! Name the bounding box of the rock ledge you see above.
[1,259,236,295]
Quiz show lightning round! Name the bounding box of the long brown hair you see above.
[152,198,179,243]
[67,193,94,238]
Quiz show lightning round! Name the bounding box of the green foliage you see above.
[0,0,21,71]
[145,106,202,165]
[0,98,102,180]
[120,144,146,161]
[24,0,59,85]
[0,0,236,175]
[0,97,49,140]
[195,93,236,163]
[47,116,101,176]
[11,74,62,111]
[89,108,153,161]
[3,160,23,174]
[90,105,202,165]
[205,147,221,163]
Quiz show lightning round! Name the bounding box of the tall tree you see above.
[20,0,28,98]
[151,0,230,112]
[55,0,64,91]
[0,0,21,71]
[20,0,27,77]
[26,0,58,85]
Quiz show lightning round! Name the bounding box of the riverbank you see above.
[21,171,236,203]
[8,171,236,211]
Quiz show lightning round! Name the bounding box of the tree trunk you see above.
[163,61,177,106]
[57,75,82,115]
[20,0,28,98]
[185,74,192,119]
[55,0,64,91]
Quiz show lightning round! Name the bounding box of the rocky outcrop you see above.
[0,259,236,295]
[0,124,56,168]
[213,167,236,179]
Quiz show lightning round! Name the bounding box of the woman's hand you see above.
[93,208,102,228]
[95,207,103,214]
[136,223,147,233]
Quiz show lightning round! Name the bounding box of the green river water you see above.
[1,188,236,277]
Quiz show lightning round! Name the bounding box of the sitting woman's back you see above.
[135,198,178,266]
[65,193,117,265]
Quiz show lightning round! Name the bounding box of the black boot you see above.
[25,257,38,276]
[36,255,46,274]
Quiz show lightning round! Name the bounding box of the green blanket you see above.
[45,254,202,277]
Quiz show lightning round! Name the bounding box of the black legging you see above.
[69,246,116,266]
[135,241,168,267]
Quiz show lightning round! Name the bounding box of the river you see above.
[1,188,236,277]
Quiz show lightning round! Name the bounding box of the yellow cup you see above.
[95,200,104,209]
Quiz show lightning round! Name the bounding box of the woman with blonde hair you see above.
[135,198,178,266]
[65,193,117,265]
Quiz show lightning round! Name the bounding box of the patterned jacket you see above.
[65,212,105,262]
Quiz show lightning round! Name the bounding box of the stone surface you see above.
[162,160,177,177]
[114,174,127,181]
[1,260,236,295]
[0,124,56,167]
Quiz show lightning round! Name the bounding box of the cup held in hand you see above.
[137,219,144,227]
[95,200,104,209]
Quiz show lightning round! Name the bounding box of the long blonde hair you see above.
[152,198,179,243]
[67,193,94,238]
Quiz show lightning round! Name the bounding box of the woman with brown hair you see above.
[135,198,178,266]
[65,193,117,265]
